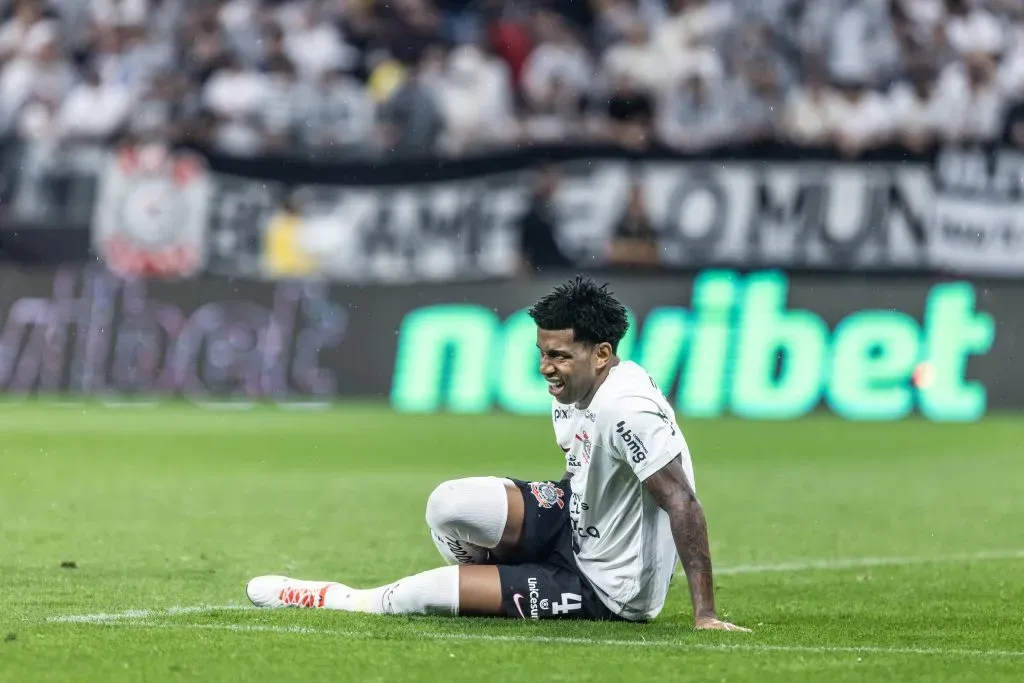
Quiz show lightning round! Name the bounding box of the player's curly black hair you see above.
[528,275,630,352]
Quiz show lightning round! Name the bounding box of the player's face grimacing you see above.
[536,328,612,406]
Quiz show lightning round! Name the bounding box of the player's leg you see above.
[245,564,503,616]
[246,563,616,620]
[247,478,574,615]
[425,476,525,565]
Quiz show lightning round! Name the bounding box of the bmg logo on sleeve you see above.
[615,421,648,464]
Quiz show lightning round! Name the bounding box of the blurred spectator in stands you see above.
[522,9,591,141]
[602,71,654,150]
[299,65,375,157]
[890,0,950,67]
[264,187,316,278]
[255,20,289,71]
[608,182,659,267]
[829,77,894,156]
[377,0,443,65]
[148,0,184,46]
[0,20,74,135]
[656,57,737,151]
[889,61,945,151]
[377,44,445,156]
[182,13,229,83]
[436,43,517,155]
[128,69,192,143]
[655,0,733,60]
[519,165,572,274]
[719,17,795,86]
[0,0,46,63]
[827,0,900,87]
[602,16,660,92]
[217,0,263,67]
[782,62,834,146]
[437,0,483,45]
[1001,13,1024,100]
[592,0,641,52]
[330,0,376,82]
[944,0,1003,57]
[547,0,599,35]
[484,0,531,88]
[16,90,60,146]
[1003,98,1024,148]
[936,49,1008,142]
[279,0,356,82]
[58,62,131,142]
[2,0,1024,159]
[89,0,148,31]
[89,22,171,96]
[522,74,589,143]
[259,55,300,153]
[202,54,266,155]
[730,55,787,144]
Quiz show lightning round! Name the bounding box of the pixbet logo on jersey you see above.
[615,421,648,464]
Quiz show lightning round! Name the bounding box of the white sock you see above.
[324,566,459,616]
[425,477,510,565]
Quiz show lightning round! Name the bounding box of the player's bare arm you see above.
[643,455,750,632]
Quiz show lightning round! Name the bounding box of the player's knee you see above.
[425,480,462,530]
[424,477,509,542]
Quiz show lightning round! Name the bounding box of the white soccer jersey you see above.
[552,360,695,621]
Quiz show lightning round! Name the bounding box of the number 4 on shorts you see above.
[551,593,583,615]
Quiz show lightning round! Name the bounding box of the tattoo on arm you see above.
[562,471,574,482]
[643,455,715,621]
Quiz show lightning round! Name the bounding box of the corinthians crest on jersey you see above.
[529,482,565,509]
[571,431,592,466]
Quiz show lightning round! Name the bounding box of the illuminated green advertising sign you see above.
[390,271,995,421]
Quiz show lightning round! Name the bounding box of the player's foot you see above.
[246,575,346,609]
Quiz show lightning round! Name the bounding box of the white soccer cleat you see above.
[246,575,346,609]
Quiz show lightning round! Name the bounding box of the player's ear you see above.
[594,342,613,369]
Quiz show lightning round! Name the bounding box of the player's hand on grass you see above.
[694,616,751,632]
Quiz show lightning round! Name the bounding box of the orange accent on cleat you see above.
[276,584,331,608]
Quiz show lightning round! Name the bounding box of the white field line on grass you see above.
[47,548,1024,624]
[49,548,1024,630]
[49,549,1024,625]
[48,605,250,624]
[82,620,1024,660]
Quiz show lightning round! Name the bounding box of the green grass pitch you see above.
[2,403,1023,682]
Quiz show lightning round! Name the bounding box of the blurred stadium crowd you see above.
[2,0,1024,160]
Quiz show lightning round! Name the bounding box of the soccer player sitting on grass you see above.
[247,276,749,632]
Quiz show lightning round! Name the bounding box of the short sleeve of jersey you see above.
[604,395,688,482]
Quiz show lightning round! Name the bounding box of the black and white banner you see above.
[203,157,936,282]
[5,139,1014,282]
[196,145,1024,282]
[929,147,1024,276]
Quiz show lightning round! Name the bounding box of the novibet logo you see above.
[389,271,996,422]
